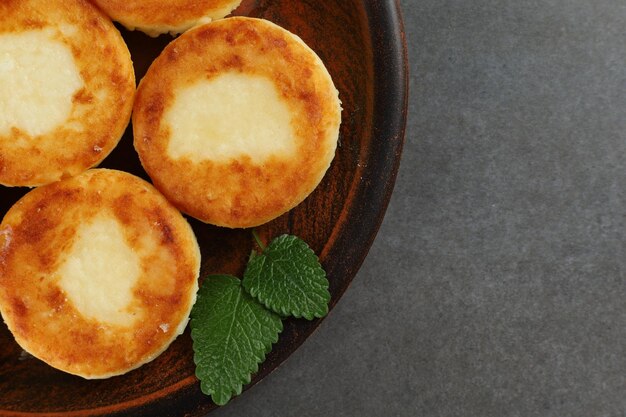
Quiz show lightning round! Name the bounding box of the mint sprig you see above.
[191,233,331,406]
[243,234,330,320]
[191,275,283,406]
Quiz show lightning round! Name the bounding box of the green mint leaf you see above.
[190,275,283,406]
[243,234,330,320]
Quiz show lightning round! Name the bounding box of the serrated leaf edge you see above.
[242,235,331,320]
[190,275,283,406]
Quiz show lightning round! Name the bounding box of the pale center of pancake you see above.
[56,216,141,327]
[0,29,83,137]
[164,72,296,162]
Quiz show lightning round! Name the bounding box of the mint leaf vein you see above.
[191,275,283,406]
[243,235,331,320]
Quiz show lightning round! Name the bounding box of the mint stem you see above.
[252,229,266,251]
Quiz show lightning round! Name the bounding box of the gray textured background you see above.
[213,0,625,415]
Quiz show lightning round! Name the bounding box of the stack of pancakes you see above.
[0,0,341,378]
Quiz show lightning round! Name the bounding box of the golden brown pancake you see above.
[0,0,135,188]
[90,0,243,36]
[0,169,200,379]
[133,17,342,228]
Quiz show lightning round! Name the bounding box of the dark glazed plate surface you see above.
[0,0,408,415]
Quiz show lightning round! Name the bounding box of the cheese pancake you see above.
[90,0,243,36]
[0,0,135,187]
[0,169,200,379]
[133,17,342,228]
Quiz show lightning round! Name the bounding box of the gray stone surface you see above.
[212,0,625,415]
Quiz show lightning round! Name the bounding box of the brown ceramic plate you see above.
[0,0,408,415]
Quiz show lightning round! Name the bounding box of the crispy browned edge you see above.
[0,0,135,187]
[0,169,200,378]
[91,0,242,28]
[133,17,341,228]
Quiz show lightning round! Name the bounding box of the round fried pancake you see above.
[0,169,200,379]
[133,17,342,228]
[0,0,135,187]
[90,0,243,36]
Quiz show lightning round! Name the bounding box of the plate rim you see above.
[0,0,409,415]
